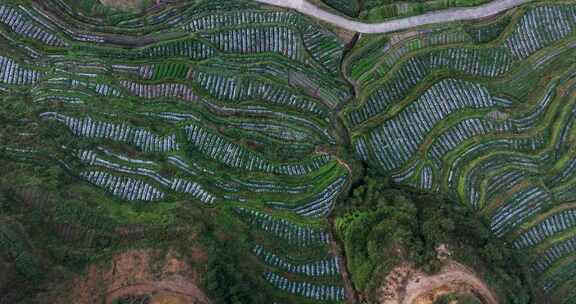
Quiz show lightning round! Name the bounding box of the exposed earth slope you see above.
[379,261,497,304]
[54,249,211,304]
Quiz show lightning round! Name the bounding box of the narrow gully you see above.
[326,30,362,304]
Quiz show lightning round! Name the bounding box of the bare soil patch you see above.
[50,248,211,304]
[378,261,498,304]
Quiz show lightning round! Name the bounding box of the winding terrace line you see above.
[255,0,535,34]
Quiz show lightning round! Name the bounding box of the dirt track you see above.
[255,0,534,34]
[105,280,211,304]
[379,262,498,304]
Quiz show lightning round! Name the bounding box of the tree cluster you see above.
[337,175,533,303]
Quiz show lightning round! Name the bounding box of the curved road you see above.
[255,0,534,34]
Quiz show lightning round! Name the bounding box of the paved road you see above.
[255,0,535,34]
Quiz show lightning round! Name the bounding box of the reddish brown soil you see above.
[378,261,498,304]
[50,248,211,304]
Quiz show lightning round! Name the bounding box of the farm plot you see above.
[234,207,346,302]
[0,55,44,85]
[0,4,66,47]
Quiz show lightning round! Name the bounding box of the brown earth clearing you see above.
[49,248,211,304]
[378,261,498,304]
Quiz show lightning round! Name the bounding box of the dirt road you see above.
[255,0,534,34]
[379,262,499,304]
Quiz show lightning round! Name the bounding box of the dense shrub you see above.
[336,175,532,303]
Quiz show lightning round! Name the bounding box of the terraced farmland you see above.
[347,2,576,301]
[0,0,575,303]
[0,0,351,302]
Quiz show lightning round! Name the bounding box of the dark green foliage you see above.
[360,0,492,21]
[321,0,359,17]
[52,199,118,233]
[205,256,263,304]
[13,252,43,283]
[152,62,190,81]
[0,221,44,284]
[363,0,394,11]
[465,15,513,44]
[336,175,533,303]
[62,0,152,21]
[203,238,268,304]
